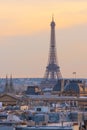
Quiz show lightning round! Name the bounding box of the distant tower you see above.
[5,75,9,93]
[4,74,14,93]
[41,17,62,88]
[9,74,14,92]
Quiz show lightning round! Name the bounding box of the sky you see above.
[0,0,87,78]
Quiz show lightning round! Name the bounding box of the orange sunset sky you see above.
[0,0,87,78]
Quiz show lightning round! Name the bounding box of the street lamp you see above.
[72,72,76,79]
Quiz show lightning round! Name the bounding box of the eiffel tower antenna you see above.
[52,14,54,21]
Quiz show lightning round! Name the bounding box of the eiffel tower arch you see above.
[41,17,62,89]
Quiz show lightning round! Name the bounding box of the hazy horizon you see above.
[0,0,87,78]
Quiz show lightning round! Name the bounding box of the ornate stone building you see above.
[0,93,21,106]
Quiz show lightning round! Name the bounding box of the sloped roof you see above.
[0,93,20,100]
[64,82,80,94]
[53,80,61,91]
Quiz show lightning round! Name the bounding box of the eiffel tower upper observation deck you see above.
[41,17,62,88]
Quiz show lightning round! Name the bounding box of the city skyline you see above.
[0,0,87,78]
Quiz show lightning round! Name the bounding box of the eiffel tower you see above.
[41,17,62,89]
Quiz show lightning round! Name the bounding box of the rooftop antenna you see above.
[52,14,54,21]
